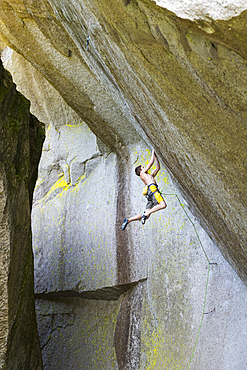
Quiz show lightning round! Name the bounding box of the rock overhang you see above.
[154,0,247,21]
[0,0,246,287]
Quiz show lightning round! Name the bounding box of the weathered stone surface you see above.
[0,60,44,369]
[0,1,247,369]
[35,297,120,370]
[154,0,247,21]
[0,0,246,286]
[6,61,244,368]
[34,234,247,369]
[114,283,143,370]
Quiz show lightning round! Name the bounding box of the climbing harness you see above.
[147,184,164,204]
[143,183,160,199]
[145,183,164,205]
[148,183,160,198]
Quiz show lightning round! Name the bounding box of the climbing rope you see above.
[160,192,216,369]
[131,152,216,366]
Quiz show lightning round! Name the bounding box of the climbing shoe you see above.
[141,213,147,225]
[121,218,128,230]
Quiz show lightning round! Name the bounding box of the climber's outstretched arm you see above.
[142,149,155,174]
[151,152,160,178]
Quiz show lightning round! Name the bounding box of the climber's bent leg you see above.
[144,201,166,218]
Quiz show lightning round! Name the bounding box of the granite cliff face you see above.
[0,0,246,284]
[0,59,44,369]
[0,1,247,369]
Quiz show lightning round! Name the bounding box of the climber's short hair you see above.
[135,165,142,176]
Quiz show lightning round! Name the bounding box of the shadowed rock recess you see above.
[0,0,247,369]
[0,59,44,369]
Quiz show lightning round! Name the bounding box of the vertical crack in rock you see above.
[116,157,131,285]
[114,282,144,370]
[28,114,46,210]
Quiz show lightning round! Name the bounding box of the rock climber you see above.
[121,149,167,230]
